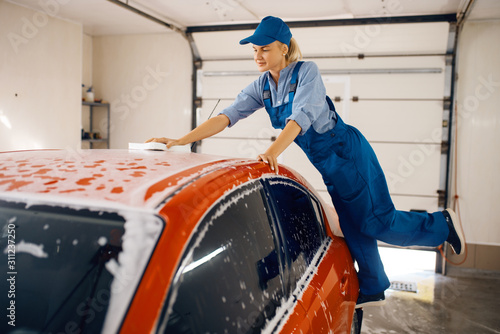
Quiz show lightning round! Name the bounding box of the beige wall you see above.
[452,20,500,246]
[447,243,500,271]
[445,19,500,271]
[91,33,192,149]
[0,0,81,151]
[82,33,93,92]
[81,33,93,134]
[0,1,192,152]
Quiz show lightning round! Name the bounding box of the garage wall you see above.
[0,0,82,151]
[446,19,500,271]
[82,34,93,91]
[81,33,93,135]
[91,33,192,149]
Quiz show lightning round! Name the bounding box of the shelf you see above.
[82,101,109,106]
[82,139,108,143]
[82,101,110,149]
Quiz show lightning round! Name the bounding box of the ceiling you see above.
[6,0,500,36]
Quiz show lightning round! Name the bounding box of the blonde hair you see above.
[284,38,302,64]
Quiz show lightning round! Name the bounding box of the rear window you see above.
[0,200,162,334]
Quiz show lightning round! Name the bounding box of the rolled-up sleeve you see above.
[286,62,329,135]
[286,110,312,135]
[218,79,263,127]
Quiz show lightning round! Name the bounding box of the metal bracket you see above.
[441,141,449,154]
[437,189,447,208]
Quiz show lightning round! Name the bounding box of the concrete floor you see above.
[361,256,500,333]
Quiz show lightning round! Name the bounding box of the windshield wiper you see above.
[41,244,121,333]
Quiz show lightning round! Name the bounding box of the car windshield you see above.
[0,200,126,334]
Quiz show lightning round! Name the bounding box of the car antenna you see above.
[191,99,221,151]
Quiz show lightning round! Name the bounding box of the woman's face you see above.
[253,41,288,73]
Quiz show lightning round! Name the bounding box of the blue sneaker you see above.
[443,209,465,255]
[355,291,385,308]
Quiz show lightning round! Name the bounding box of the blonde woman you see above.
[147,16,464,308]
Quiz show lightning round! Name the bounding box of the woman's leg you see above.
[335,201,391,296]
[329,125,450,247]
[323,124,450,301]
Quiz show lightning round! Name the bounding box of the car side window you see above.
[161,181,283,334]
[265,179,325,294]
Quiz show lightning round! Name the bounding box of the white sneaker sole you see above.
[355,299,386,309]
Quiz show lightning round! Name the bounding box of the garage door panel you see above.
[351,73,445,99]
[193,30,255,59]
[391,195,439,213]
[193,23,450,60]
[201,137,273,159]
[314,193,439,213]
[202,75,259,99]
[206,108,280,139]
[372,143,441,196]
[196,21,450,217]
[203,60,256,72]
[292,22,449,56]
[282,142,441,207]
[312,56,446,72]
[202,56,446,73]
[199,99,233,120]
[313,192,439,224]
[323,78,348,117]
[349,101,443,143]
[198,99,239,127]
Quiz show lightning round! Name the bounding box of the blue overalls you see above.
[263,61,450,295]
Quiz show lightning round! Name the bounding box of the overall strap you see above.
[263,75,272,110]
[263,61,304,110]
[285,61,304,116]
[288,61,303,104]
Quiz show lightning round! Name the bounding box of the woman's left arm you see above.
[257,120,302,174]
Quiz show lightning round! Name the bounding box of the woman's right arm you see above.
[146,114,230,148]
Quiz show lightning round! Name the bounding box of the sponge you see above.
[128,142,167,151]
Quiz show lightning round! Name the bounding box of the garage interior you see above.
[1,0,499,332]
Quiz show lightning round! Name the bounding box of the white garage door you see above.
[193,21,452,213]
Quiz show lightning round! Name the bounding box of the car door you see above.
[262,177,344,333]
[158,180,293,333]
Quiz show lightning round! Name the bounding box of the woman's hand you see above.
[145,137,180,149]
[257,120,302,175]
[145,115,231,150]
[257,152,279,174]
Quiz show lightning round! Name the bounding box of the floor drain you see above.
[389,281,417,293]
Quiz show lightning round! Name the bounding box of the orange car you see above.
[0,149,361,334]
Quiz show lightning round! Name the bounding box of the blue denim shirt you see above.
[219,61,336,136]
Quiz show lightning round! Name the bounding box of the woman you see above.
[147,16,465,308]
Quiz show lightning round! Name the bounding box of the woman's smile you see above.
[253,41,288,83]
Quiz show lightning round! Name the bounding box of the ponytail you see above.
[285,38,302,64]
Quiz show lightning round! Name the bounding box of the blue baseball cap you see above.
[239,16,292,46]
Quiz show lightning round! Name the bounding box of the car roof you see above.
[0,149,247,209]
